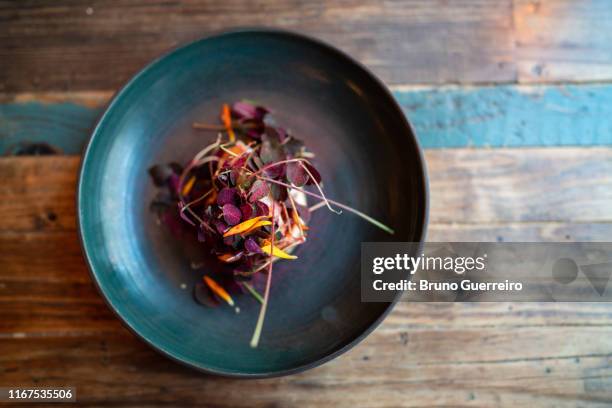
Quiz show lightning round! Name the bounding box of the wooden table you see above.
[2,1,612,406]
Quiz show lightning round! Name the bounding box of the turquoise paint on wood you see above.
[2,84,612,154]
[0,101,102,154]
[396,84,612,148]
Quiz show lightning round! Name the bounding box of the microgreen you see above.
[149,100,394,347]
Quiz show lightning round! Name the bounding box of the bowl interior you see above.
[79,30,427,376]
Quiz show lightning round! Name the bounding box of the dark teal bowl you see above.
[78,29,428,377]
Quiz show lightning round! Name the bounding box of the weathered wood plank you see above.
[428,221,612,242]
[0,0,516,92]
[514,0,612,83]
[0,157,77,231]
[4,221,612,289]
[3,83,612,154]
[3,0,612,94]
[1,153,612,405]
[1,330,611,407]
[0,231,88,281]
[0,98,101,154]
[5,228,612,336]
[1,153,612,337]
[1,148,611,233]
[397,84,612,148]
[427,147,612,223]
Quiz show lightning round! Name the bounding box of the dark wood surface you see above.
[2,154,612,406]
[0,0,515,91]
[2,0,612,93]
[1,0,612,406]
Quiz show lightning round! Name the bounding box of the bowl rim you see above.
[77,27,429,379]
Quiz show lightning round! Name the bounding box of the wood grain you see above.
[428,221,612,242]
[1,330,612,407]
[6,228,612,337]
[428,147,612,223]
[5,83,612,155]
[397,84,612,148]
[0,156,77,231]
[0,0,516,92]
[3,148,611,233]
[2,0,612,404]
[1,152,612,406]
[514,0,612,83]
[3,0,612,94]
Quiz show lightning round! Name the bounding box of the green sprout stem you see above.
[243,282,264,304]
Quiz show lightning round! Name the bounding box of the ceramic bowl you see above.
[78,29,428,377]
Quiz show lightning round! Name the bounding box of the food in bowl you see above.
[148,100,393,347]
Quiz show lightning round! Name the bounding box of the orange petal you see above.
[228,143,247,155]
[204,276,234,306]
[181,176,196,196]
[221,104,236,142]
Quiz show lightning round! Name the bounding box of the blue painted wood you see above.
[0,101,101,154]
[396,84,612,148]
[2,84,612,154]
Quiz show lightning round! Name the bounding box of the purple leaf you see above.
[286,162,308,186]
[254,201,269,217]
[304,162,322,185]
[232,101,268,121]
[222,203,242,225]
[214,219,228,235]
[244,237,263,254]
[240,203,254,220]
[263,162,286,179]
[249,179,269,203]
[243,120,265,140]
[260,133,284,164]
[271,184,288,202]
[217,188,238,206]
